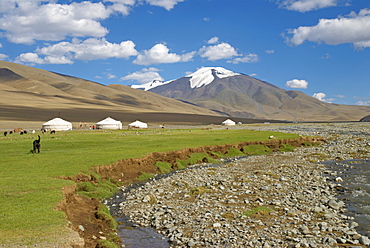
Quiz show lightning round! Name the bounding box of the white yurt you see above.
[128,120,148,129]
[42,118,72,131]
[222,119,236,126]
[96,117,122,130]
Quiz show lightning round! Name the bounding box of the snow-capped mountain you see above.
[186,67,240,88]
[131,67,369,122]
[131,67,240,91]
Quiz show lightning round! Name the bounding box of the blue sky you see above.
[1,0,369,105]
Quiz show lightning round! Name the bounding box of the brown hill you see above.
[148,68,370,122]
[1,61,273,129]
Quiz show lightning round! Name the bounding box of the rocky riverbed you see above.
[109,123,370,247]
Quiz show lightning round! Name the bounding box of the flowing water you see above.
[322,159,370,237]
[106,181,171,248]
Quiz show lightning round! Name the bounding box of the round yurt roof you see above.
[42,118,72,131]
[96,117,121,125]
[222,119,236,126]
[128,120,148,129]
[96,117,122,130]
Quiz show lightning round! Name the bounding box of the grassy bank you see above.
[0,127,299,246]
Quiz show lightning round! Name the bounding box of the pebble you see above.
[113,123,370,247]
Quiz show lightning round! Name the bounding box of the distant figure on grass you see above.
[33,135,41,153]
[50,130,55,134]
[3,131,7,136]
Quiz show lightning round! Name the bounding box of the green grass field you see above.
[0,127,299,245]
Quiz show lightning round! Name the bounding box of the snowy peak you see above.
[187,67,240,88]
[130,67,240,91]
[131,79,172,91]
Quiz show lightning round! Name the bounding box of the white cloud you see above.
[145,0,185,11]
[0,0,183,45]
[287,9,370,48]
[15,52,73,64]
[121,67,164,84]
[227,54,259,64]
[15,38,138,64]
[279,0,337,12]
[133,43,195,65]
[335,94,346,98]
[0,1,111,44]
[312,92,334,102]
[107,73,117,79]
[207,37,219,44]
[0,54,9,60]
[15,52,45,64]
[355,95,370,105]
[199,43,239,61]
[356,100,370,105]
[265,50,275,54]
[285,79,308,89]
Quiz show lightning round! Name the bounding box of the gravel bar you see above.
[111,122,370,248]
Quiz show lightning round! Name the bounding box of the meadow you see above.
[0,127,299,246]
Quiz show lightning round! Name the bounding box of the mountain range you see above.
[1,61,369,128]
[0,60,233,127]
[132,67,370,122]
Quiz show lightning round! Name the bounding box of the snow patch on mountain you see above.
[130,67,240,91]
[131,79,173,91]
[187,67,240,88]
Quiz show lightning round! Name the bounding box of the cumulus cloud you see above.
[199,38,259,63]
[145,0,185,10]
[286,9,370,48]
[285,79,308,89]
[312,92,335,102]
[0,1,111,44]
[15,52,73,64]
[199,43,239,61]
[16,38,138,64]
[121,67,164,84]
[279,0,337,12]
[0,0,183,45]
[133,43,195,65]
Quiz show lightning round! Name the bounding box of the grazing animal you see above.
[3,131,7,136]
[33,135,41,153]
[50,130,55,134]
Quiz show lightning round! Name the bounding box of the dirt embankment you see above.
[60,136,323,247]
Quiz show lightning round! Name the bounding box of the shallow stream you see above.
[322,159,370,237]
